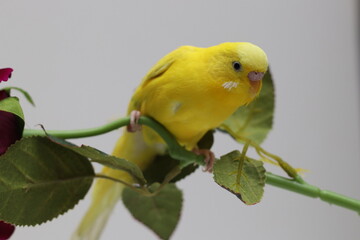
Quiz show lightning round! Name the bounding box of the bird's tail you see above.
[71,130,159,240]
[71,168,126,240]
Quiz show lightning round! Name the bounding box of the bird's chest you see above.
[147,85,240,147]
[139,70,244,147]
[168,96,234,128]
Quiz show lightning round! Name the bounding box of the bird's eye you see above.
[232,61,242,71]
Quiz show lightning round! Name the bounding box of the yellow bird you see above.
[72,42,268,240]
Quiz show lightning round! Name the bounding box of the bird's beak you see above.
[248,71,264,93]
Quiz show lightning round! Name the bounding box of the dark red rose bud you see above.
[0,90,22,155]
[0,221,15,240]
[0,68,13,83]
[0,68,18,239]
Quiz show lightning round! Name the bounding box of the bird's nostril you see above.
[248,71,264,82]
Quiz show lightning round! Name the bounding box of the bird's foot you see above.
[127,110,142,132]
[192,148,215,172]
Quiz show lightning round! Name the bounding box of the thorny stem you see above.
[23,117,360,213]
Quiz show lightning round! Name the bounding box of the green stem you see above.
[148,166,182,197]
[23,117,360,213]
[23,117,205,167]
[236,142,249,184]
[95,173,151,196]
[23,118,131,139]
[138,117,205,168]
[237,135,304,183]
[265,173,360,213]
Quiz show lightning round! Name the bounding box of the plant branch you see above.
[23,116,205,167]
[23,118,130,139]
[23,117,360,213]
[265,173,360,213]
[95,173,151,196]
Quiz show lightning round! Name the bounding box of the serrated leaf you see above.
[143,130,214,184]
[213,150,266,205]
[0,97,24,121]
[3,87,35,106]
[219,69,275,144]
[0,137,95,226]
[71,145,146,185]
[122,183,182,240]
[48,136,146,185]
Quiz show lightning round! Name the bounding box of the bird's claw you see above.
[127,110,142,132]
[192,148,215,173]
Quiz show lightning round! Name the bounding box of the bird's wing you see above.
[128,45,198,112]
[142,45,198,85]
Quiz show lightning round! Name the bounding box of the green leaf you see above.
[143,130,214,184]
[122,183,183,240]
[3,87,35,106]
[0,137,95,226]
[71,145,146,185]
[48,136,146,185]
[213,150,266,205]
[144,154,198,184]
[219,68,275,144]
[0,96,24,121]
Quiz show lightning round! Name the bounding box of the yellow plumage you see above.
[72,42,268,240]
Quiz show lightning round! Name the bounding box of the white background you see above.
[1,0,359,239]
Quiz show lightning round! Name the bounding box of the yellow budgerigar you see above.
[72,42,268,240]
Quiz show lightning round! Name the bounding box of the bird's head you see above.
[207,42,268,104]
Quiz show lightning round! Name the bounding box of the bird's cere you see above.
[222,81,239,91]
[248,71,264,82]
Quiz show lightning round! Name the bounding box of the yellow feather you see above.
[72,42,268,240]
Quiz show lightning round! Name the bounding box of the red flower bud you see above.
[0,221,15,240]
[0,90,22,155]
[0,68,13,83]
[0,68,18,239]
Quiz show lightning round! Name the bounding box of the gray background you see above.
[1,0,359,239]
